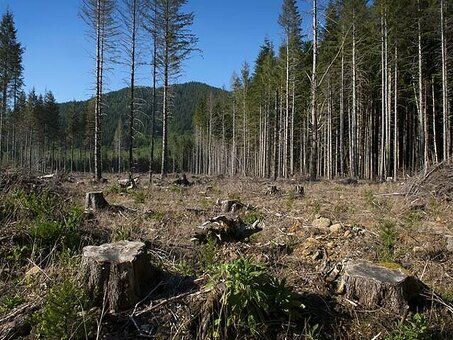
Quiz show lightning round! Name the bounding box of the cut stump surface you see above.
[339,260,423,313]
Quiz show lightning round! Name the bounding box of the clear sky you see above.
[0,0,312,103]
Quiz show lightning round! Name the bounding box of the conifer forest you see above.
[1,1,453,339]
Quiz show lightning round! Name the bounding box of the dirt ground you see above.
[1,171,453,339]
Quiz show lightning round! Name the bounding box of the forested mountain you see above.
[59,82,227,148]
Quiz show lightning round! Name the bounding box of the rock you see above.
[344,230,352,238]
[446,235,453,252]
[81,241,159,312]
[330,224,342,234]
[338,260,424,312]
[312,217,332,229]
[412,246,425,253]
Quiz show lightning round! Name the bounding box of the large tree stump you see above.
[81,241,158,312]
[85,192,110,212]
[338,260,423,312]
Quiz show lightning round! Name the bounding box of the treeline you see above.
[193,0,453,181]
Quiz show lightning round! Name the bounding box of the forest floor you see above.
[0,170,452,339]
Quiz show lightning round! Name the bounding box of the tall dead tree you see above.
[440,0,450,161]
[309,0,318,181]
[81,0,117,181]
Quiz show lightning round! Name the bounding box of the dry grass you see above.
[1,172,452,338]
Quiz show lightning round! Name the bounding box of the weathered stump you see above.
[85,192,110,212]
[267,185,279,195]
[173,173,192,186]
[294,185,305,198]
[338,260,423,312]
[81,241,158,312]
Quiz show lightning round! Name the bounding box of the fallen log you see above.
[81,241,159,312]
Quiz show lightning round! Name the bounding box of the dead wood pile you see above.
[405,162,453,200]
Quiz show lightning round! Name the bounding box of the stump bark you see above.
[294,185,305,198]
[339,260,423,312]
[85,192,110,212]
[267,185,279,195]
[81,241,158,312]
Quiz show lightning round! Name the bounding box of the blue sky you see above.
[0,0,312,103]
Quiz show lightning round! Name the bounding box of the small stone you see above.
[344,230,352,238]
[446,236,453,252]
[327,241,335,248]
[412,246,425,253]
[330,224,342,234]
[312,217,332,229]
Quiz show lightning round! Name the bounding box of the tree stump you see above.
[267,185,279,195]
[338,260,424,312]
[85,192,110,212]
[295,185,305,198]
[81,241,158,312]
[173,173,192,186]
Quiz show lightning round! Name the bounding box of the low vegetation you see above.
[0,172,452,339]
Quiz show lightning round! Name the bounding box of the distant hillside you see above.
[59,81,228,146]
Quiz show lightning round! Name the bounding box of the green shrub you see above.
[130,190,147,204]
[204,258,303,337]
[379,220,398,262]
[1,294,25,311]
[242,210,264,225]
[385,313,430,340]
[112,226,132,242]
[33,279,96,340]
[200,237,217,272]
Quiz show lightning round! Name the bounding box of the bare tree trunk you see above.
[128,0,138,182]
[432,77,438,164]
[418,0,427,174]
[340,44,345,176]
[309,0,318,181]
[351,10,358,179]
[441,0,450,161]
[394,46,398,181]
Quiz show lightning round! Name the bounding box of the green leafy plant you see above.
[130,190,147,204]
[112,226,132,242]
[385,313,430,340]
[33,279,96,340]
[1,294,25,311]
[7,245,30,263]
[241,210,264,225]
[204,258,303,337]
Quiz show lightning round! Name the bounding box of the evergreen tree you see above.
[0,10,23,166]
